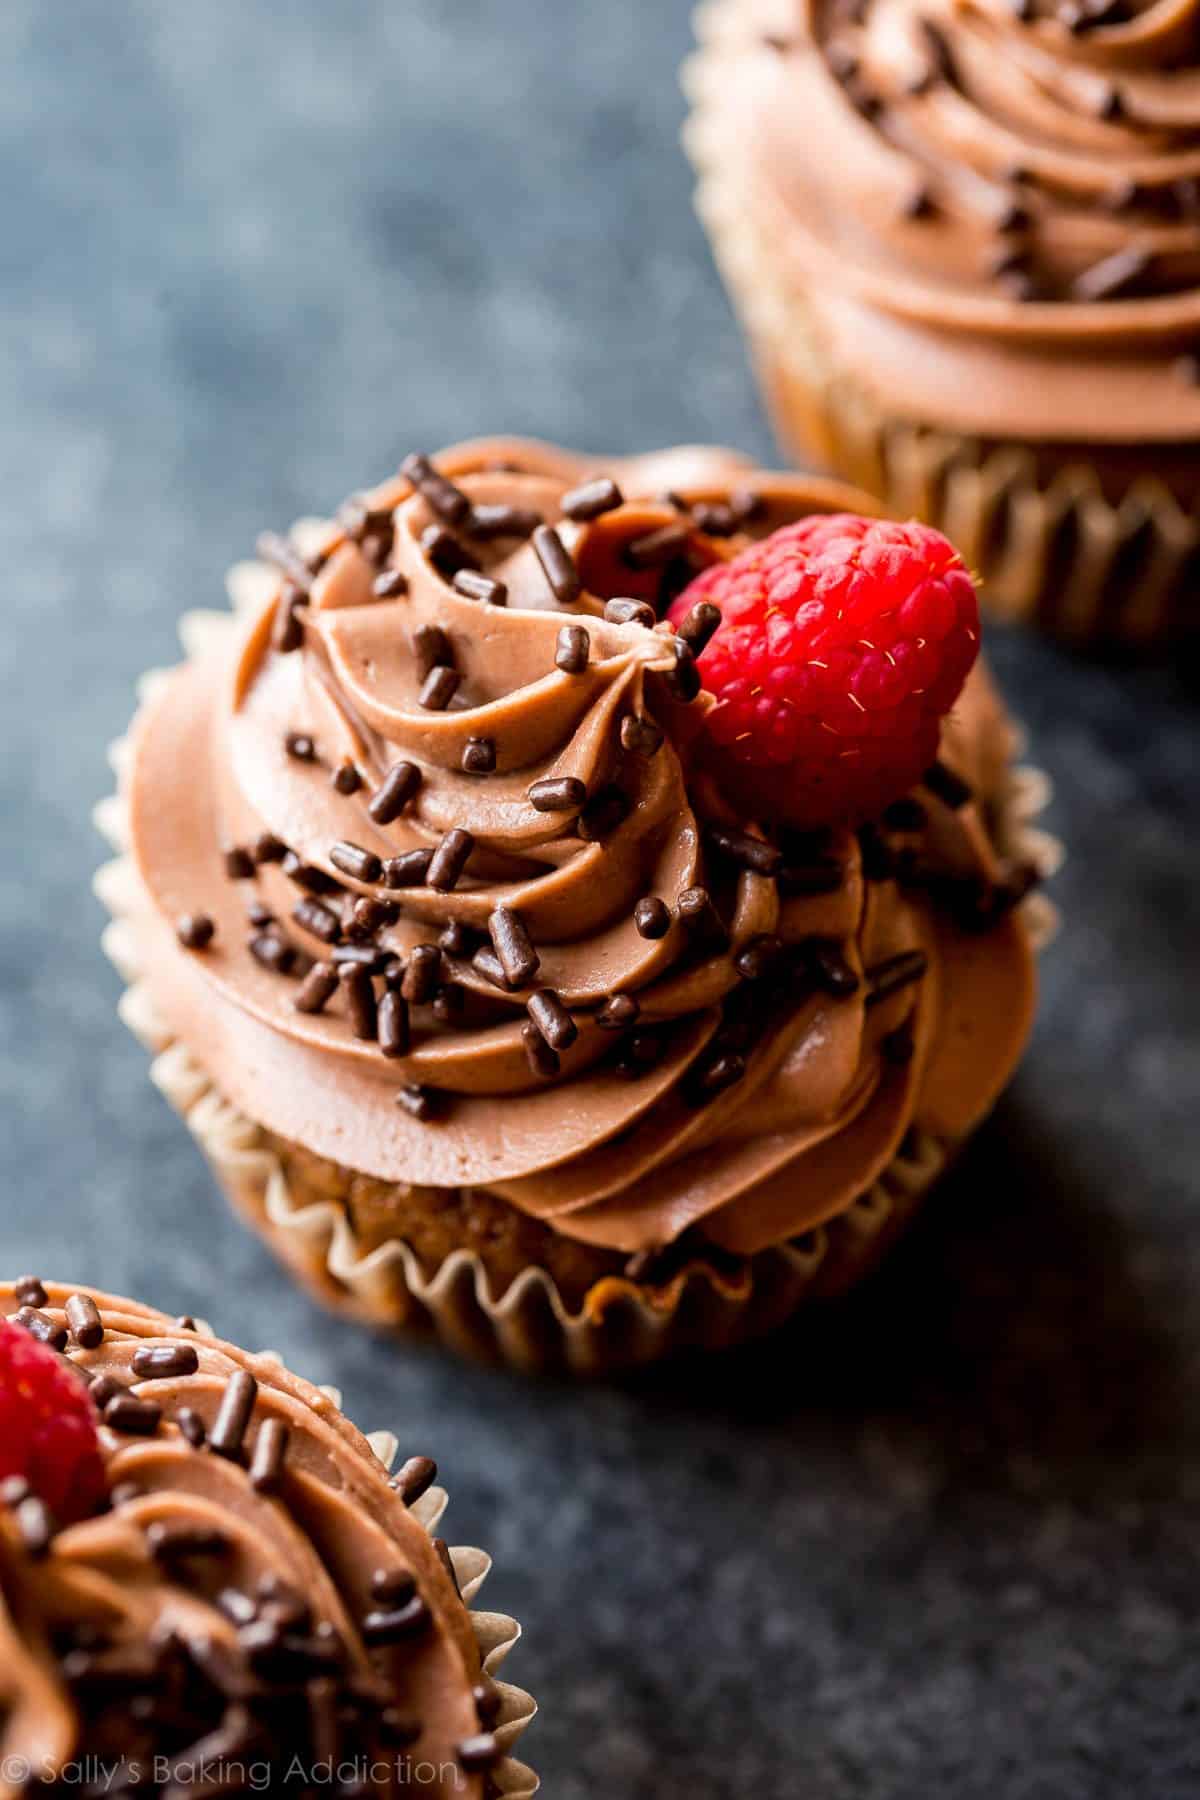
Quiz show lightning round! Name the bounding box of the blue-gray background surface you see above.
[3,4,1199,1796]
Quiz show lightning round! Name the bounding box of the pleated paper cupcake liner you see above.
[94,544,1060,1377]
[683,3,1200,649]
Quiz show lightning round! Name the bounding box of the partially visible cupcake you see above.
[685,0,1200,646]
[97,437,1058,1375]
[0,1278,536,1796]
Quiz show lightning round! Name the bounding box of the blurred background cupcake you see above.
[0,1278,536,1796]
[684,0,1200,648]
[97,439,1058,1375]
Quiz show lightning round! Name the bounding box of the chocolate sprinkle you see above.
[282,852,341,895]
[372,1567,417,1606]
[804,938,861,997]
[383,847,435,888]
[734,934,783,982]
[340,965,378,1040]
[330,841,383,885]
[249,930,297,975]
[621,714,663,757]
[256,531,314,593]
[529,775,587,812]
[332,760,363,795]
[394,1455,438,1505]
[663,637,701,702]
[223,845,255,880]
[421,522,480,579]
[401,452,471,526]
[677,886,724,942]
[373,567,409,599]
[526,988,578,1051]
[473,946,515,990]
[625,520,691,570]
[369,759,422,824]
[176,913,215,951]
[597,992,639,1030]
[414,623,454,680]
[865,948,929,1005]
[293,962,339,1015]
[1072,245,1152,302]
[692,501,738,536]
[694,1051,747,1099]
[14,1277,47,1308]
[604,596,657,628]
[676,600,721,657]
[210,1368,258,1459]
[419,664,461,711]
[15,1305,67,1350]
[522,1021,560,1079]
[454,569,508,606]
[396,1084,438,1120]
[249,1418,289,1494]
[532,524,582,604]
[426,828,474,892]
[292,896,342,946]
[634,896,671,939]
[178,1406,206,1447]
[489,906,540,987]
[253,831,287,864]
[555,622,590,674]
[272,585,305,654]
[66,1293,104,1349]
[131,1343,200,1380]
[562,475,624,520]
[105,1394,162,1436]
[439,920,477,956]
[467,503,542,540]
[285,731,316,761]
[462,735,497,774]
[707,824,782,877]
[457,1734,501,1773]
[402,943,442,1005]
[363,1595,431,1645]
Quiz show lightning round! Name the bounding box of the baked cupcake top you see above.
[123,439,1037,1264]
[0,1280,519,1797]
[693,0,1200,441]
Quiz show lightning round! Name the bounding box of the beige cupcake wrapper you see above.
[683,4,1200,648]
[94,559,1060,1377]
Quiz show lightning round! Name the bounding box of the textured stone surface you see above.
[3,3,1200,1796]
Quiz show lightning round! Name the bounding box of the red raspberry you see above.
[0,1318,106,1524]
[669,514,979,827]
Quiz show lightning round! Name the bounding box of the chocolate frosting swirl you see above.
[0,1284,498,1798]
[125,439,1036,1263]
[711,0,1200,439]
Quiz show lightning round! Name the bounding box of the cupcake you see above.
[684,0,1200,646]
[97,437,1058,1375]
[0,1277,536,1796]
